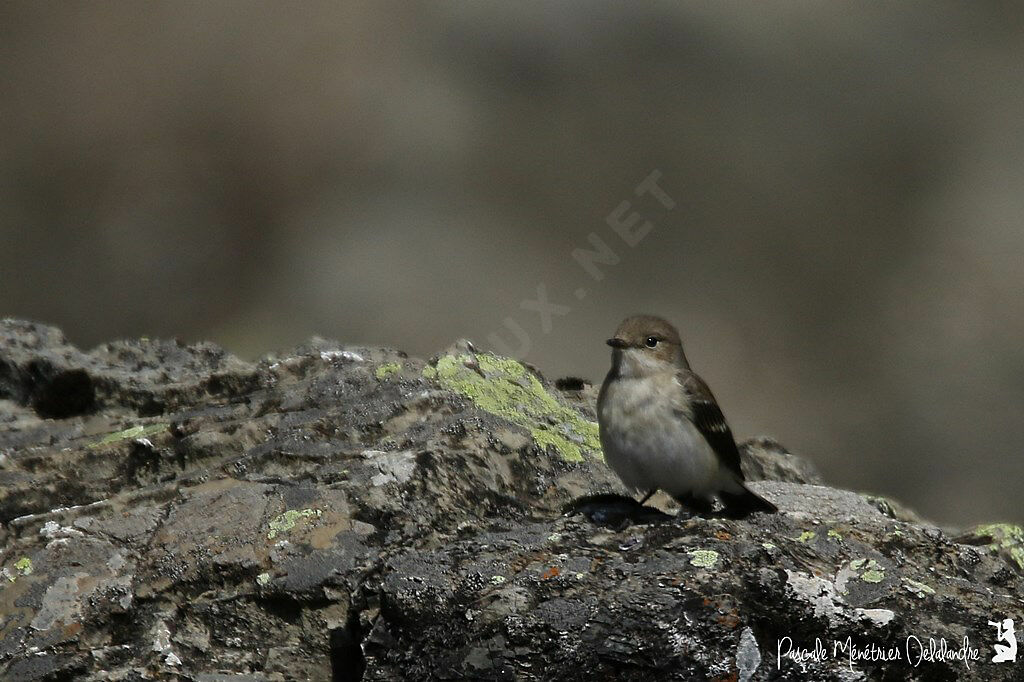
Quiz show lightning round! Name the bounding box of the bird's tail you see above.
[718,484,778,519]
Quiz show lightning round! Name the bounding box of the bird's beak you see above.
[606,337,628,349]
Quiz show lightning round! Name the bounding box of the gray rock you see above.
[740,436,823,485]
[736,626,761,682]
[0,319,1020,680]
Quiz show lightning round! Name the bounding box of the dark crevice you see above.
[330,607,366,682]
[31,367,96,418]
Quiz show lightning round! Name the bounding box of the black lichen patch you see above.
[554,376,589,391]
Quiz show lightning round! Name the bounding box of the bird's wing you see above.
[674,369,745,480]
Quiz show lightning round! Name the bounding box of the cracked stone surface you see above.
[0,319,1021,680]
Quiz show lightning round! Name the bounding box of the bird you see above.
[596,314,777,518]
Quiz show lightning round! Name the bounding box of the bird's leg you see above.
[671,492,715,516]
[637,489,656,506]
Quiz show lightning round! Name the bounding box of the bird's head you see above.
[606,314,688,376]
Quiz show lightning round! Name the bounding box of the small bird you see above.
[597,315,777,518]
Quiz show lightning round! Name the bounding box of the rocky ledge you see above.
[0,319,1021,681]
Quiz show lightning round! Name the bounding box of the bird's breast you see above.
[598,375,684,460]
[598,375,718,495]
[599,375,675,425]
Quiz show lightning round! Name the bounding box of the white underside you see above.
[598,373,740,500]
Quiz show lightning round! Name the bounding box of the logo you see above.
[990,618,1017,663]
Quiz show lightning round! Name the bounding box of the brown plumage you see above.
[598,314,777,518]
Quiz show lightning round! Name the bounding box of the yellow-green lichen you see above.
[850,558,885,583]
[375,362,402,380]
[827,529,843,541]
[761,542,776,550]
[861,568,885,583]
[422,352,601,461]
[256,572,271,586]
[89,423,169,449]
[14,557,32,576]
[903,578,935,597]
[267,508,322,540]
[794,531,816,543]
[688,549,719,568]
[963,523,1024,571]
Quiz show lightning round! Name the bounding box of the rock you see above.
[739,436,823,485]
[0,319,1020,680]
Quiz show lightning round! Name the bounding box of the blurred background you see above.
[2,2,1023,525]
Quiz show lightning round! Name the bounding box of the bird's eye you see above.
[645,336,658,348]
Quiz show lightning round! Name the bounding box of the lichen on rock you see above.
[958,522,1024,571]
[267,508,322,539]
[88,422,169,449]
[0,319,1021,681]
[374,362,402,380]
[688,549,719,568]
[423,350,601,461]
